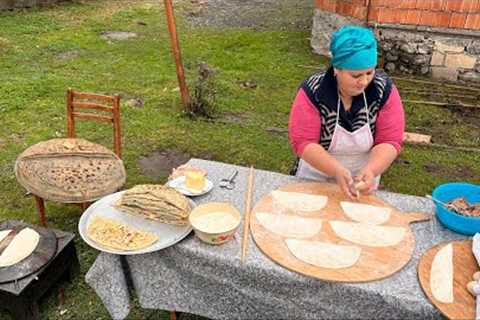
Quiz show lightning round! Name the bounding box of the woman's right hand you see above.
[334,165,356,199]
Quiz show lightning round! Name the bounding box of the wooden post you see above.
[163,0,190,108]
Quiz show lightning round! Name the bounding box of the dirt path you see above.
[186,0,313,31]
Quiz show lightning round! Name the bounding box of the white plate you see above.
[78,191,194,255]
[167,176,214,197]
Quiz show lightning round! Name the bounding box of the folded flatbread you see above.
[271,190,327,212]
[285,239,361,269]
[430,243,454,303]
[115,184,190,225]
[0,228,40,267]
[329,221,406,247]
[255,212,322,238]
[87,216,158,251]
[340,201,391,225]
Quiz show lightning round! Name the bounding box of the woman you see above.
[289,25,405,199]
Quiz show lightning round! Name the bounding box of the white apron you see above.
[296,92,380,187]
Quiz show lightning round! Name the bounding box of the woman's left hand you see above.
[354,168,376,195]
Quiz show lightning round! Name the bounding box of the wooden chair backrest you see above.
[66,88,122,158]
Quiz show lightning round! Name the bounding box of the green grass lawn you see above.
[0,0,479,318]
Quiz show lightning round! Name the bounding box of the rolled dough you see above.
[256,212,322,238]
[340,201,391,225]
[0,227,40,267]
[329,221,406,247]
[271,190,327,212]
[430,243,454,303]
[285,239,361,269]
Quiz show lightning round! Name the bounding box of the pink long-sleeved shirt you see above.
[288,85,405,157]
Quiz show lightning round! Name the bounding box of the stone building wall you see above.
[380,29,480,82]
[313,0,480,82]
[0,0,65,10]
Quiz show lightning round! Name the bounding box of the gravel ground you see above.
[186,0,314,31]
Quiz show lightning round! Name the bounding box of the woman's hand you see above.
[354,167,376,195]
[334,165,356,199]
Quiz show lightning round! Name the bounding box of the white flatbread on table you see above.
[0,227,40,267]
[329,221,406,247]
[255,212,322,238]
[87,216,158,251]
[430,243,454,303]
[0,229,11,243]
[340,201,391,225]
[285,239,361,269]
[271,190,327,212]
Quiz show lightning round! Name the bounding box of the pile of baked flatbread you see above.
[15,138,126,202]
[114,184,190,225]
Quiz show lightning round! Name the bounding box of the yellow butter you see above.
[185,171,205,192]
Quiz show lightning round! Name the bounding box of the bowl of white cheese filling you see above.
[189,202,241,245]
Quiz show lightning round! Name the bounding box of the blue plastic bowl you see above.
[432,182,480,235]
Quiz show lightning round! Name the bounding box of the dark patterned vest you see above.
[290,68,393,175]
[300,67,393,151]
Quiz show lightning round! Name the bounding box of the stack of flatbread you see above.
[87,216,158,251]
[115,184,190,225]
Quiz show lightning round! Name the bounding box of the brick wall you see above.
[315,0,480,30]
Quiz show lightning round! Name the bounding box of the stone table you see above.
[86,159,464,319]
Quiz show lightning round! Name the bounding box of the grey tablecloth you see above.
[86,159,464,319]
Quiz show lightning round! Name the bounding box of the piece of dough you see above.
[340,201,391,225]
[255,212,322,238]
[271,190,327,212]
[0,228,40,267]
[285,239,361,269]
[430,243,454,303]
[329,221,406,247]
[0,230,12,243]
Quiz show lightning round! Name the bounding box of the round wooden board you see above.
[418,240,476,320]
[250,182,430,282]
[0,220,57,283]
[15,138,126,203]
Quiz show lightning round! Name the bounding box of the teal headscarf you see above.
[330,25,377,70]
